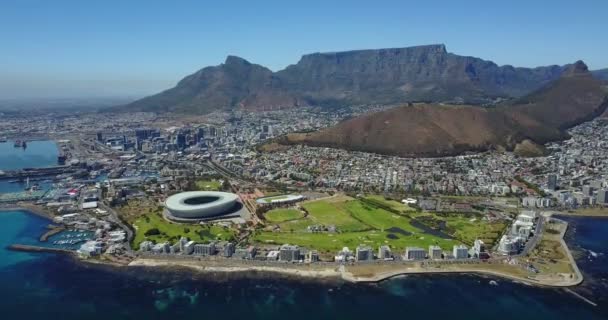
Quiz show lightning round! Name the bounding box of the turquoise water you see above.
[0,140,58,170]
[0,210,52,268]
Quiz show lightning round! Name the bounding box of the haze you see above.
[1,0,607,100]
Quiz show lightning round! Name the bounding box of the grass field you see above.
[195,179,222,191]
[265,208,305,223]
[252,195,497,253]
[131,210,235,250]
[301,197,369,232]
[527,221,573,274]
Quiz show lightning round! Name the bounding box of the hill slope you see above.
[593,68,608,81]
[277,62,608,157]
[120,44,572,114]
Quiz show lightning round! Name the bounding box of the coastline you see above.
[0,204,55,220]
[1,205,596,289]
[126,256,581,288]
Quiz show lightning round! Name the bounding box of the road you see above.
[99,202,134,252]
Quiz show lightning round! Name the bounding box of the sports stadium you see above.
[164,191,240,221]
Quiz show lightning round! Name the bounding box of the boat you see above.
[13,140,22,147]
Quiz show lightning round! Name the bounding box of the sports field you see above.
[265,208,305,222]
[253,195,506,253]
[195,179,222,191]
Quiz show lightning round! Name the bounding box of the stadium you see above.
[164,191,240,220]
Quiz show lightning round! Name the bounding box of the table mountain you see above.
[119,44,576,114]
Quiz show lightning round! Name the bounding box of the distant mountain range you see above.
[270,61,608,157]
[118,44,605,114]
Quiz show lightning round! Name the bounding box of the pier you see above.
[0,165,76,181]
[7,244,74,255]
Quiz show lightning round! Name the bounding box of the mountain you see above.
[272,62,608,157]
[120,44,574,114]
[593,68,608,81]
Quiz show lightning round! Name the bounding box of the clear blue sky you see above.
[1,0,606,99]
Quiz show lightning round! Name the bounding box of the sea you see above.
[0,141,607,319]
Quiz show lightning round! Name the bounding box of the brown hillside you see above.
[279,64,608,157]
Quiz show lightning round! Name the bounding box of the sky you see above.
[1,0,607,100]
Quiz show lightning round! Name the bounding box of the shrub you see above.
[144,228,161,236]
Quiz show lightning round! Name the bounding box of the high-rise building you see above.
[306,250,319,263]
[473,240,486,258]
[405,247,426,260]
[582,185,593,197]
[279,244,300,261]
[547,174,558,191]
[222,242,235,257]
[355,245,374,261]
[453,245,469,259]
[179,237,188,252]
[428,245,442,259]
[598,189,608,204]
[378,245,392,260]
[193,243,216,256]
[176,133,187,149]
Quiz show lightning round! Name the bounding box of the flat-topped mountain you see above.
[119,44,576,114]
[273,62,608,157]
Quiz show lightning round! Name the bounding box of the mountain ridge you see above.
[118,44,578,114]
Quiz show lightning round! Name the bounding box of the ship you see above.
[13,140,22,147]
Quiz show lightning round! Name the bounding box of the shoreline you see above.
[0,204,55,220]
[126,257,581,288]
[1,205,597,289]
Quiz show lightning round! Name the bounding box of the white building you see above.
[405,247,426,260]
[378,245,392,260]
[453,245,468,259]
[428,245,442,260]
[498,235,519,255]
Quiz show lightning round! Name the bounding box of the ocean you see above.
[0,141,606,319]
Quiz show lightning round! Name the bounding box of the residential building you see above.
[405,247,426,260]
[453,245,468,259]
[355,245,374,261]
[428,245,442,260]
[279,244,300,261]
